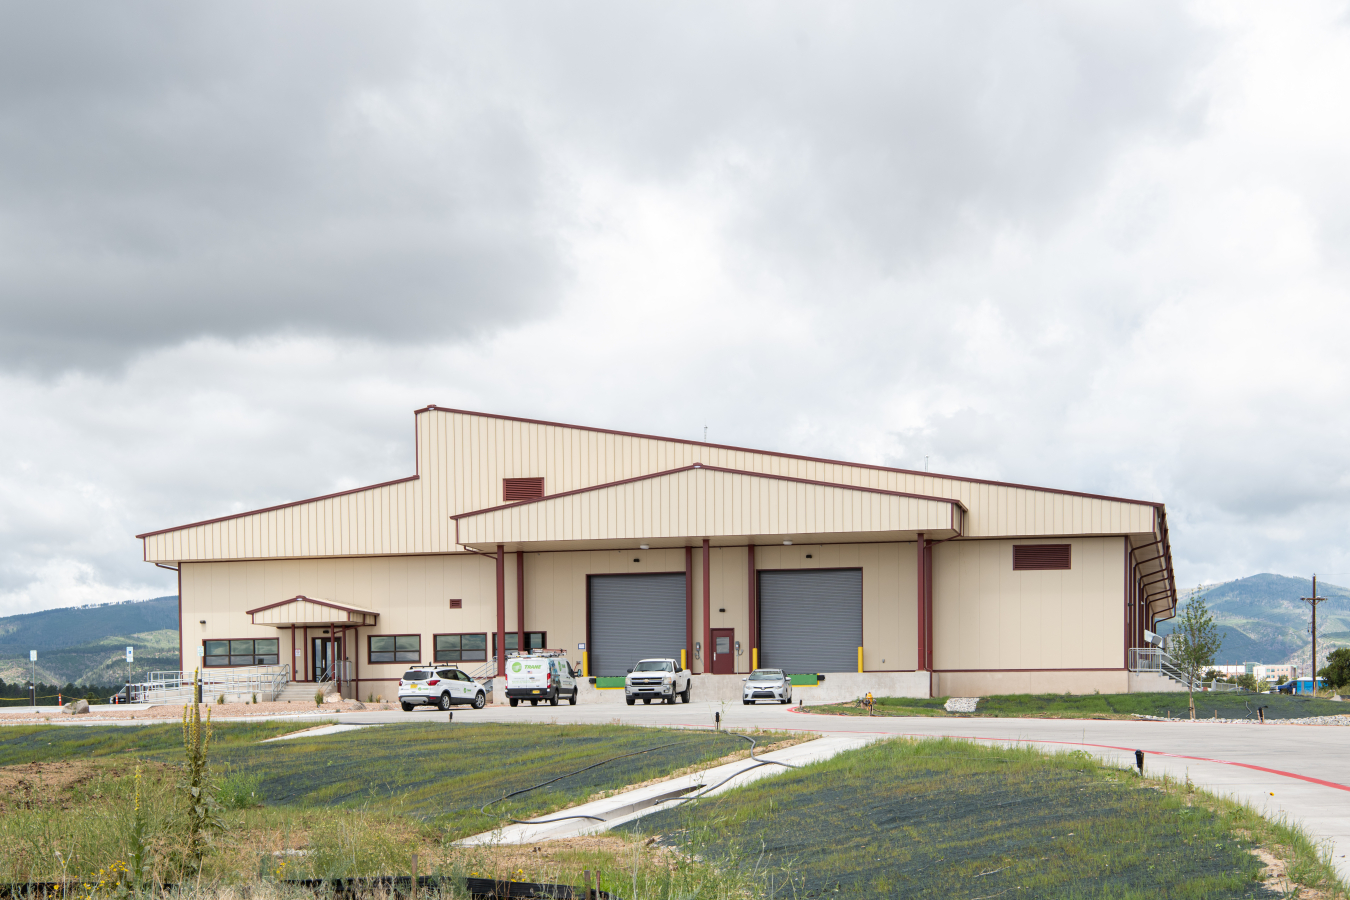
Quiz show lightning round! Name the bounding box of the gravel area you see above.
[0,699,386,723]
[1132,713,1350,726]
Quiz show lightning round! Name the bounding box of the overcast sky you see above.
[3,1,1350,616]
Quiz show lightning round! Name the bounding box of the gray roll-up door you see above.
[588,573,687,676]
[758,568,862,674]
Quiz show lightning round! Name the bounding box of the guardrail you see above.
[1127,648,1189,687]
[133,665,292,705]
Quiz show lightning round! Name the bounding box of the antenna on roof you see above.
[924,456,929,472]
[704,423,707,442]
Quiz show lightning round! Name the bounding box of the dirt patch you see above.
[0,699,383,724]
[0,759,172,811]
[455,834,684,880]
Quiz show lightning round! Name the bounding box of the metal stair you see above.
[1127,648,1191,688]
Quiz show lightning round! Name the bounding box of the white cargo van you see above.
[504,653,578,706]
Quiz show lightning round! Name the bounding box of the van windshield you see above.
[634,660,673,672]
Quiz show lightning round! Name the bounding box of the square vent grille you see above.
[1013,544,1072,571]
[503,477,545,501]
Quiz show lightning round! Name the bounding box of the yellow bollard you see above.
[680,648,686,671]
[582,651,589,679]
[752,647,758,670]
[857,646,864,673]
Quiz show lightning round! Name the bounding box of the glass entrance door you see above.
[312,636,342,682]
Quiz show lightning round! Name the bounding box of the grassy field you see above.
[0,721,784,885]
[809,690,1350,720]
[625,737,1346,899]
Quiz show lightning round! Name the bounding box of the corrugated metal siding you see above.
[758,569,863,674]
[587,573,687,677]
[144,409,1163,562]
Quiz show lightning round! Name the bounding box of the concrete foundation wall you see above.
[936,669,1129,697]
[1128,672,1188,693]
[570,671,932,706]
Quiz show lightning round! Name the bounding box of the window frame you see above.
[202,638,280,668]
[492,631,548,655]
[368,634,422,665]
[434,632,489,663]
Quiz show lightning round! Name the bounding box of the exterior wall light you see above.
[639,544,649,550]
[783,540,793,546]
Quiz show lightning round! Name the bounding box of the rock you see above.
[323,693,343,704]
[61,699,90,715]
[944,697,980,713]
[348,701,366,710]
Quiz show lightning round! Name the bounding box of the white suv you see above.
[398,666,486,711]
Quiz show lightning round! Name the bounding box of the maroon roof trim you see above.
[245,595,380,618]
[450,463,968,521]
[419,405,1166,509]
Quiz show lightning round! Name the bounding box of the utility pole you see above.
[1301,574,1327,694]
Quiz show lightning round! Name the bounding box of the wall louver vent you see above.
[448,599,462,609]
[503,477,545,502]
[1013,544,1072,571]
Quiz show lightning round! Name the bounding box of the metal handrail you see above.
[1127,648,1189,686]
[134,665,292,704]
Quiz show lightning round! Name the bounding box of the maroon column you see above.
[496,545,506,679]
[685,547,694,669]
[747,544,757,667]
[516,551,526,652]
[924,539,934,671]
[916,534,926,671]
[303,627,309,682]
[702,539,712,675]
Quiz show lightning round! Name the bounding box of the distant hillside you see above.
[1159,574,1350,669]
[0,597,179,685]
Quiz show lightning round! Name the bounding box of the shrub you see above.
[314,690,324,707]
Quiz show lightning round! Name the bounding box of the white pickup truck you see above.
[624,658,692,705]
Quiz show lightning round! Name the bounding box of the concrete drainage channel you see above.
[458,734,876,846]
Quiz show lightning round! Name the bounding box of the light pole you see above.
[29,650,36,706]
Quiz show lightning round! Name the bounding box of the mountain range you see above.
[0,596,180,686]
[1158,573,1350,670]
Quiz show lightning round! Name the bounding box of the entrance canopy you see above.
[452,464,966,552]
[245,595,379,627]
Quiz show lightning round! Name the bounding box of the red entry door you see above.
[711,628,736,675]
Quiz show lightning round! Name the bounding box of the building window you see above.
[503,477,545,501]
[435,633,488,662]
[369,635,421,664]
[1013,544,1072,571]
[204,639,279,667]
[493,631,547,655]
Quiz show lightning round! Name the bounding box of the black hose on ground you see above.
[481,730,798,827]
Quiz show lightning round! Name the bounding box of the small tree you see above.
[1170,591,1225,717]
[1319,647,1350,691]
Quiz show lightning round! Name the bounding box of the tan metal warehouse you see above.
[137,406,1178,700]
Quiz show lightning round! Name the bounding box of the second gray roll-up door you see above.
[588,573,687,677]
[758,568,862,674]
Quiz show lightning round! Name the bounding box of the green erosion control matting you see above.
[626,739,1277,899]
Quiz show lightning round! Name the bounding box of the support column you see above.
[496,545,506,679]
[303,627,309,682]
[702,539,712,675]
[685,547,694,670]
[290,626,296,682]
[352,626,359,700]
[516,551,526,653]
[916,534,927,671]
[747,544,757,672]
[924,539,934,671]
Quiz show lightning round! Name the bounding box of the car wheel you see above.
[438,693,453,711]
[549,692,560,706]
[473,691,486,710]
[642,698,651,705]
[401,702,414,712]
[509,697,519,707]
[626,697,636,706]
[743,699,751,705]
[569,688,578,706]
[531,699,538,706]
[681,684,691,703]
[780,696,790,704]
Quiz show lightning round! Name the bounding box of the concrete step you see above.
[276,681,330,703]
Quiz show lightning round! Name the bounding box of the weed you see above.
[314,691,324,707]
[216,694,225,705]
[252,693,258,704]
[180,701,223,867]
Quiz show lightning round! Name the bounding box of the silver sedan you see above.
[742,668,792,705]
